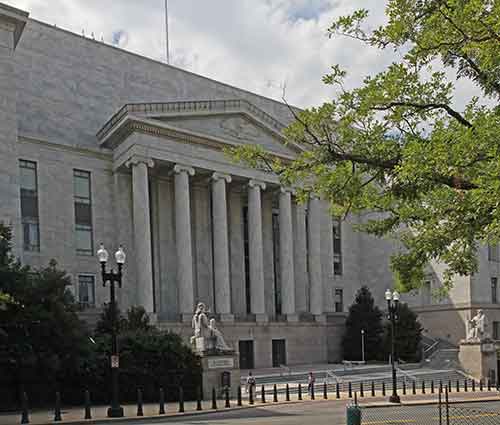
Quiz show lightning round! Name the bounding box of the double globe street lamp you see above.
[97,243,126,418]
[385,289,400,404]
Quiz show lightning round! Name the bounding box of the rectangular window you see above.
[488,244,499,262]
[272,211,281,316]
[333,218,342,275]
[334,288,343,312]
[243,206,251,314]
[78,275,95,308]
[19,160,40,252]
[422,280,431,305]
[492,277,498,304]
[493,322,500,340]
[74,170,93,255]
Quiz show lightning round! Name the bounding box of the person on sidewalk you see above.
[307,372,315,395]
[246,371,256,394]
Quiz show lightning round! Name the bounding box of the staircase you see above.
[421,335,460,369]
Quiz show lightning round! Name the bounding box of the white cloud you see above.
[7,0,483,109]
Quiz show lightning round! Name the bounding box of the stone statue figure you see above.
[208,318,231,351]
[190,302,209,344]
[467,309,490,341]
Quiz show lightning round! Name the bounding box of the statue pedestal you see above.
[200,351,240,400]
[458,339,497,382]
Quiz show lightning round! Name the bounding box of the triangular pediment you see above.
[97,99,302,158]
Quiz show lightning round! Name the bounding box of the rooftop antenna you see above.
[165,0,170,64]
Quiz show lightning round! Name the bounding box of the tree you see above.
[231,1,500,292]
[384,303,423,363]
[342,286,384,361]
[0,223,91,409]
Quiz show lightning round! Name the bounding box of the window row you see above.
[19,160,93,255]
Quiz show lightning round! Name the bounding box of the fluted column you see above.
[308,194,324,320]
[174,164,195,321]
[279,187,297,321]
[126,156,155,313]
[212,172,233,321]
[248,179,268,322]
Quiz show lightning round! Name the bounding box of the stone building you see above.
[1,3,498,369]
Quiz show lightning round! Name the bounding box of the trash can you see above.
[346,404,361,425]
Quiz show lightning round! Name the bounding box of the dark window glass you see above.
[334,288,343,312]
[78,275,95,308]
[74,170,93,255]
[488,244,499,262]
[19,160,40,252]
[333,218,342,275]
[493,322,500,340]
[492,277,498,304]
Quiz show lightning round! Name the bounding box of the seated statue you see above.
[208,318,231,352]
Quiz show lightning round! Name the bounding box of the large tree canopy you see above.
[231,0,500,292]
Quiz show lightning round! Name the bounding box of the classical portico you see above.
[97,100,330,323]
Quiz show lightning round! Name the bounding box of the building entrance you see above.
[239,340,254,369]
[272,339,286,367]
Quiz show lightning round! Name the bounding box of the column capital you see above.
[212,172,232,183]
[280,186,295,195]
[249,179,266,190]
[174,164,195,176]
[125,155,154,169]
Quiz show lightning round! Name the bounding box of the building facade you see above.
[1,3,498,368]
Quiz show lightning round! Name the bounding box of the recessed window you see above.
[334,288,343,312]
[492,277,498,304]
[74,170,93,255]
[78,275,95,308]
[493,321,500,340]
[19,160,40,252]
[333,218,342,275]
[488,244,499,262]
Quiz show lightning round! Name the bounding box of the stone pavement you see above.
[2,389,499,425]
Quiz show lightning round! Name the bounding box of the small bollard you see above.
[84,389,92,419]
[464,379,468,392]
[402,380,406,395]
[311,383,315,400]
[337,382,341,399]
[261,385,266,403]
[21,392,29,424]
[324,382,328,399]
[54,392,62,422]
[137,388,144,417]
[371,381,375,397]
[286,383,290,401]
[212,387,218,410]
[412,380,416,395]
[456,379,460,393]
[488,378,491,391]
[448,380,452,393]
[480,380,483,392]
[225,387,230,408]
[179,387,185,413]
[382,381,386,396]
[431,380,434,394]
[273,384,278,402]
[237,386,242,406]
[249,385,254,405]
[159,387,166,415]
[422,380,426,394]
[196,386,202,411]
[359,382,364,398]
[348,382,352,398]
[298,383,302,400]
[472,380,476,392]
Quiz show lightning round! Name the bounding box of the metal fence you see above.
[359,389,500,425]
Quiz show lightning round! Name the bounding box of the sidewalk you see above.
[2,389,498,425]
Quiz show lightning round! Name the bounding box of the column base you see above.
[180,313,193,323]
[219,313,234,323]
[314,314,326,324]
[286,314,299,322]
[255,313,269,323]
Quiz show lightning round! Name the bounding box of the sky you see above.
[9,0,481,109]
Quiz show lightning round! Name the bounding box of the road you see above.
[117,399,500,425]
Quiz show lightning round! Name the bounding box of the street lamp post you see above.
[97,243,126,418]
[385,289,400,404]
[361,329,365,364]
